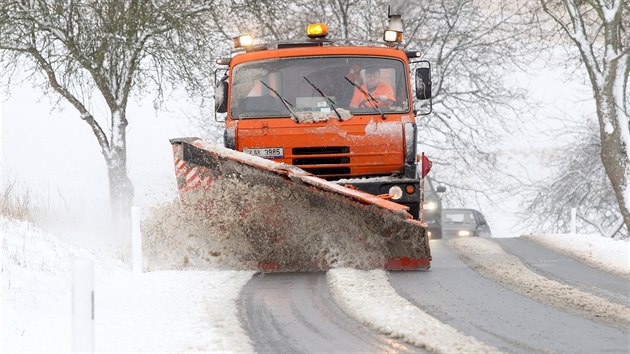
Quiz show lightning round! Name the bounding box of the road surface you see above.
[238,272,423,353]
[389,238,628,353]
[238,237,629,353]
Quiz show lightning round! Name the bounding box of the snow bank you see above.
[525,234,630,279]
[327,268,500,354]
[95,270,254,353]
[450,237,630,331]
[2,217,99,273]
[2,217,254,353]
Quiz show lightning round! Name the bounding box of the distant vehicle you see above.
[442,208,492,238]
[424,177,446,239]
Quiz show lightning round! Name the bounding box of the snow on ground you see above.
[1,217,254,353]
[525,233,630,279]
[449,237,630,331]
[327,268,501,354]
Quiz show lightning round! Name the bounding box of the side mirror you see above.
[415,67,432,100]
[215,79,228,113]
[436,186,446,193]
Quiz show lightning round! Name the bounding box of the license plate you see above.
[243,147,284,158]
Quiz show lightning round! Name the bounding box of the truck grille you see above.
[293,157,350,165]
[292,146,350,177]
[292,147,350,155]
[301,167,351,175]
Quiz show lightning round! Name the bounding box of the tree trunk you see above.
[596,60,630,237]
[105,142,134,235]
[599,128,630,236]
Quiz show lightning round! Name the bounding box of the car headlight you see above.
[458,230,471,237]
[388,186,403,200]
[424,201,437,210]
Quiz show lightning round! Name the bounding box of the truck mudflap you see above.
[170,137,430,272]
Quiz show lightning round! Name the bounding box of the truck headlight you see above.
[458,230,471,237]
[388,186,403,200]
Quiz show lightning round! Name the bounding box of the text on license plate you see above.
[243,147,284,158]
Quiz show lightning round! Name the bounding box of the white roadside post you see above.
[72,258,94,353]
[131,206,143,273]
[570,207,577,234]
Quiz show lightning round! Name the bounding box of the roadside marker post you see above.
[72,258,94,353]
[570,207,577,234]
[131,206,143,274]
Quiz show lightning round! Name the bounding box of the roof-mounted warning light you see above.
[383,7,403,46]
[307,23,329,38]
[233,34,254,48]
[383,28,403,43]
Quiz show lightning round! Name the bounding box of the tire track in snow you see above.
[327,268,502,354]
[239,273,420,353]
[450,237,630,332]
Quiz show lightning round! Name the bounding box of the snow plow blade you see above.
[170,137,430,272]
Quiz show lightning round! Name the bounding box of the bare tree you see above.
[401,0,539,206]
[522,120,626,238]
[539,0,630,235]
[0,0,217,226]
[208,0,385,43]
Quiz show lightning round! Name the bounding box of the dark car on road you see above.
[442,208,492,238]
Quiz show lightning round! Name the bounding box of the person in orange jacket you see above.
[349,66,396,109]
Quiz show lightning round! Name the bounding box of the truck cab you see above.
[214,22,432,220]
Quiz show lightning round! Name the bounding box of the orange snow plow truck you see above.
[171,12,434,272]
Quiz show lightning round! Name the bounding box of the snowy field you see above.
[3,214,628,353]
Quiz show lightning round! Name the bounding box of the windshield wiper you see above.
[302,76,342,120]
[343,76,385,120]
[259,80,299,121]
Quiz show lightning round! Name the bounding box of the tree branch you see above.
[27,46,110,155]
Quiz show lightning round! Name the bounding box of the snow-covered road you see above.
[3,217,629,353]
[239,272,420,353]
[389,239,628,353]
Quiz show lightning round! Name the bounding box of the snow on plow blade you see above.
[170,137,430,272]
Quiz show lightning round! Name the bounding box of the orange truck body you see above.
[226,47,414,177]
[226,46,412,178]
[220,43,424,218]
[170,23,435,271]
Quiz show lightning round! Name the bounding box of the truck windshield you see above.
[230,56,409,119]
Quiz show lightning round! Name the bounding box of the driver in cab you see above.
[349,66,395,109]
